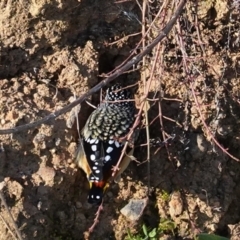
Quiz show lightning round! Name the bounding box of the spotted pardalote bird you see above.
[76,84,136,204]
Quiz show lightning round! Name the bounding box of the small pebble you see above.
[120,198,148,221]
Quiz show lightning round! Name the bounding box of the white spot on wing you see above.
[90,138,96,144]
[96,196,100,199]
[95,170,100,174]
[90,154,96,161]
[108,140,114,145]
[115,141,120,148]
[91,145,97,151]
[105,155,111,161]
[106,146,113,153]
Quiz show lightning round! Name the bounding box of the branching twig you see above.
[190,82,240,162]
[103,0,187,207]
[175,3,240,163]
[0,0,187,135]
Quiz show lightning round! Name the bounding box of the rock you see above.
[120,198,148,221]
[169,191,183,219]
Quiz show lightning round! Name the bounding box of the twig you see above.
[0,214,18,240]
[107,32,141,46]
[194,0,206,56]
[141,0,151,196]
[0,190,23,240]
[88,202,103,233]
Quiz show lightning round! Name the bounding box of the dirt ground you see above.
[1,0,240,239]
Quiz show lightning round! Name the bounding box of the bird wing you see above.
[82,136,125,182]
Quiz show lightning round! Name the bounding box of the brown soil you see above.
[1,0,240,239]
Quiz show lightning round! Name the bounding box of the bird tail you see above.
[87,182,106,204]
